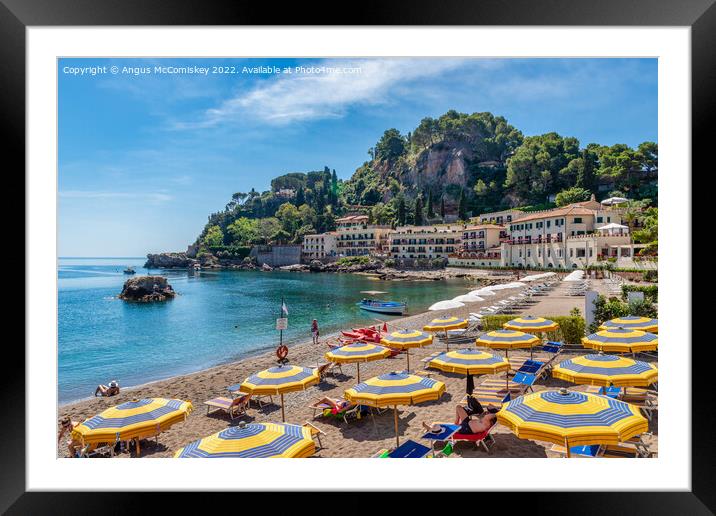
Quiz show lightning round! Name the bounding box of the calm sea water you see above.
[58,258,473,404]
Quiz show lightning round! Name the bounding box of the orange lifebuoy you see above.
[276,345,288,360]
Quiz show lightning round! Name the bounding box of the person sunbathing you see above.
[94,380,120,397]
[316,397,351,414]
[58,416,82,457]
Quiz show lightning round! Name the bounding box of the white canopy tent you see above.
[596,222,630,236]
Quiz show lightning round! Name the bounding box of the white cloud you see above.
[59,190,173,203]
[179,58,479,128]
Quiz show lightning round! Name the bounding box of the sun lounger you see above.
[461,390,511,409]
[302,421,326,449]
[309,398,371,424]
[386,439,432,458]
[450,421,498,452]
[315,361,342,380]
[621,389,658,420]
[480,378,524,393]
[550,443,601,458]
[583,385,622,399]
[204,393,251,420]
[511,372,537,391]
[227,384,272,407]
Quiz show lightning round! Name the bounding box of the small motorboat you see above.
[357,299,406,315]
[123,266,136,274]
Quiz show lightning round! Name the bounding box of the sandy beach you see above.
[58,276,658,459]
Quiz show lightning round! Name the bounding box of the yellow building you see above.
[335,215,391,257]
[447,224,506,267]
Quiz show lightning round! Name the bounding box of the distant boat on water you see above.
[357,291,406,315]
[123,266,136,274]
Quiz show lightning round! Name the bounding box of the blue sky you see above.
[58,58,657,257]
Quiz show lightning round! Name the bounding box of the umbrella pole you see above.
[394,406,400,448]
[406,350,410,372]
[357,363,361,383]
[445,330,449,351]
[136,438,141,457]
[281,393,285,422]
[565,438,571,458]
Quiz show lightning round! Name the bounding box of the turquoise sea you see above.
[58,258,473,404]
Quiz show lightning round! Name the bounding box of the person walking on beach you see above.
[311,319,320,345]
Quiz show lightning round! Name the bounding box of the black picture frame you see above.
[4,0,713,512]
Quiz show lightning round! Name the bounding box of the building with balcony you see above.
[472,209,526,226]
[447,224,506,268]
[388,225,462,260]
[302,232,337,261]
[335,215,391,257]
[500,202,628,268]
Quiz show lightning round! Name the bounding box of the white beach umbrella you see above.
[563,270,585,282]
[452,294,485,303]
[601,196,629,206]
[429,300,466,311]
[470,288,496,297]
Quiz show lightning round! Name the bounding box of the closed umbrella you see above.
[428,299,465,311]
[452,294,485,303]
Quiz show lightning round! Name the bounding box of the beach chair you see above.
[79,440,117,458]
[386,439,432,458]
[315,361,342,380]
[511,372,537,392]
[600,444,640,458]
[227,383,272,408]
[621,388,658,420]
[480,377,524,393]
[302,421,326,450]
[550,443,601,458]
[450,421,498,452]
[583,385,622,399]
[461,390,511,409]
[372,449,390,458]
[204,393,251,420]
[508,356,530,373]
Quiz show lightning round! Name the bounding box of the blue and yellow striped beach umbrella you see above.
[381,329,434,371]
[503,315,559,334]
[497,389,648,456]
[345,371,446,447]
[424,317,469,351]
[552,354,658,388]
[600,316,658,334]
[582,328,658,354]
[428,348,510,376]
[325,342,391,382]
[174,422,315,458]
[239,365,320,421]
[72,398,193,456]
[475,329,541,358]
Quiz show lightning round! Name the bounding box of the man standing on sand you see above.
[311,319,320,345]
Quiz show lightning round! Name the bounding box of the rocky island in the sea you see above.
[118,276,177,302]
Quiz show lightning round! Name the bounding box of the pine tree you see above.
[458,188,468,221]
[576,149,596,193]
[440,196,446,219]
[397,195,406,226]
[426,190,434,217]
[295,186,305,206]
[414,195,424,226]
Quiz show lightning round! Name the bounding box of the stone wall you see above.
[250,245,302,267]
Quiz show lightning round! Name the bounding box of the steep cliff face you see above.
[405,143,473,190]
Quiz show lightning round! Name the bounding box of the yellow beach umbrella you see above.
[475,329,541,359]
[600,316,658,334]
[503,316,559,359]
[174,422,315,458]
[424,316,468,351]
[380,329,434,371]
[325,342,391,382]
[344,371,445,447]
[552,353,658,388]
[582,328,658,354]
[428,348,510,376]
[497,388,648,457]
[72,398,193,456]
[239,364,320,422]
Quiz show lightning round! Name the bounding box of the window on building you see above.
[574,217,583,223]
[576,249,586,257]
[597,216,603,223]
[570,249,573,257]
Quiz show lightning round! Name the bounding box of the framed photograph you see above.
[6,0,713,510]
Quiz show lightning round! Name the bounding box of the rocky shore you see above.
[118,276,176,302]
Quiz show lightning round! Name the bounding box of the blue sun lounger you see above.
[384,439,432,458]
